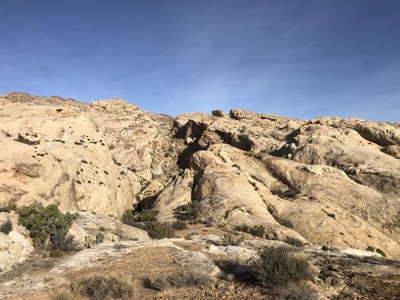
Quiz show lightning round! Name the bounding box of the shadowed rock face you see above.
[0,92,399,258]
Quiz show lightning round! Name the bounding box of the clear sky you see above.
[0,0,399,121]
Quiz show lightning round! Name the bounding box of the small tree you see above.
[17,204,73,249]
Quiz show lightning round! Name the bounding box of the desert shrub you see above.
[174,201,199,221]
[144,276,171,291]
[0,202,17,213]
[144,271,212,291]
[169,271,213,288]
[51,232,80,252]
[0,218,13,234]
[253,225,266,237]
[236,224,250,232]
[121,210,135,226]
[17,204,73,249]
[122,209,157,225]
[134,209,158,222]
[130,221,175,239]
[172,220,187,230]
[274,216,294,229]
[143,222,175,239]
[74,275,133,300]
[236,224,265,237]
[251,246,314,288]
[50,248,64,258]
[95,232,105,244]
[285,237,304,248]
[52,289,72,300]
[220,234,244,246]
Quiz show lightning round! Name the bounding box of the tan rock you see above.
[0,93,185,217]
[152,170,194,223]
[0,212,34,273]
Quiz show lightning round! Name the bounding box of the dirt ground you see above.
[1,226,400,300]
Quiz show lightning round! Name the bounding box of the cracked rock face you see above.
[171,110,400,258]
[0,92,399,258]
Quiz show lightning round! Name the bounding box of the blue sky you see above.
[0,0,399,121]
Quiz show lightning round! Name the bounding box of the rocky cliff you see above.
[0,92,399,259]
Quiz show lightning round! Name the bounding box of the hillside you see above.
[0,92,399,299]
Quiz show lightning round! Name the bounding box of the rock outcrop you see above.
[0,212,34,273]
[0,92,399,259]
[0,92,184,217]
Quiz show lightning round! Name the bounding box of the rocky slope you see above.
[0,92,399,299]
[0,92,183,217]
[0,92,399,259]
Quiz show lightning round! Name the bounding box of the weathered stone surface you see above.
[0,212,34,274]
[0,92,399,260]
[152,170,193,223]
[0,93,185,217]
[67,211,150,248]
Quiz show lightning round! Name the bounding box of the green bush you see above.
[236,224,265,237]
[285,237,304,248]
[122,209,157,225]
[17,204,73,249]
[0,218,13,234]
[143,222,175,239]
[49,248,64,258]
[251,246,314,288]
[95,232,105,244]
[253,225,266,237]
[129,221,175,239]
[235,224,250,233]
[174,201,199,221]
[74,275,133,300]
[172,220,187,230]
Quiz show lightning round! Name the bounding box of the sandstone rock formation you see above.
[0,92,399,260]
[0,212,34,273]
[0,92,184,217]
